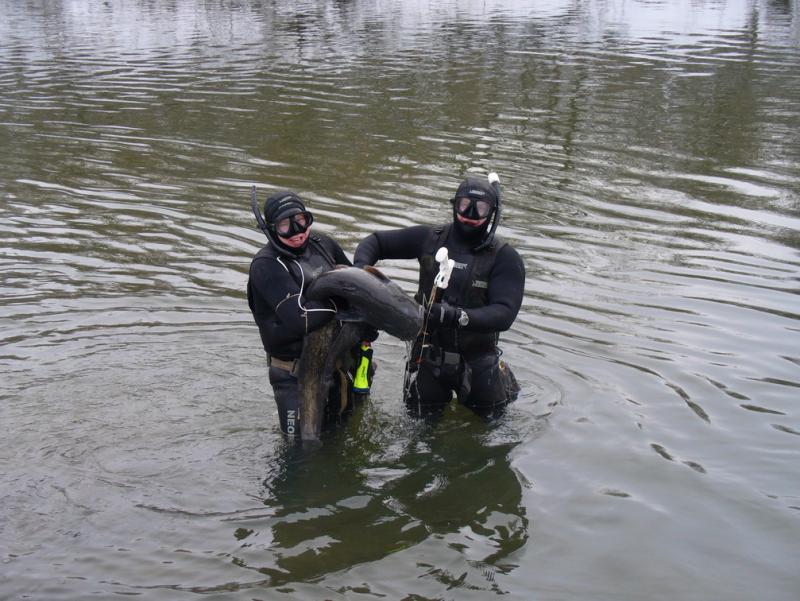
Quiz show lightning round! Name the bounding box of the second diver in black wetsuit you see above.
[353,175,524,417]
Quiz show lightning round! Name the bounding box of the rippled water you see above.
[2,1,799,599]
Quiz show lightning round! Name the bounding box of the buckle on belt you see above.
[424,347,461,366]
[268,356,299,375]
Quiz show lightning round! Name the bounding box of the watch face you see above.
[458,311,469,326]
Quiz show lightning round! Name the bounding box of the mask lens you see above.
[276,217,292,235]
[457,197,492,219]
[293,213,308,229]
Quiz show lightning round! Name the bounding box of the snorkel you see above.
[251,185,269,236]
[474,172,501,252]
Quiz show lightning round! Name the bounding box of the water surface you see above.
[1,1,799,599]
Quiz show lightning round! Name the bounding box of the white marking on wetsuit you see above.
[276,257,290,273]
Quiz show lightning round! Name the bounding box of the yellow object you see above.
[353,343,373,393]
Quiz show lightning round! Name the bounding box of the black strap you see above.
[424,346,462,366]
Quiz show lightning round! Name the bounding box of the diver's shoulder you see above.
[250,243,288,269]
[252,244,275,261]
[492,239,525,279]
[309,230,341,246]
[309,231,345,254]
[494,238,521,259]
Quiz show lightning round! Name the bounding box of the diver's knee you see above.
[462,356,520,416]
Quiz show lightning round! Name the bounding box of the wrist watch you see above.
[457,309,469,327]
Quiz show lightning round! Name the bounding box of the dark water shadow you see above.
[244,400,530,588]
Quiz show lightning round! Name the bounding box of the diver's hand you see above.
[427,302,459,330]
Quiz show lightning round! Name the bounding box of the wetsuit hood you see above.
[264,191,312,256]
[451,177,497,246]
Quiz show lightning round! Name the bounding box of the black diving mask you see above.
[275,211,313,237]
[455,196,493,220]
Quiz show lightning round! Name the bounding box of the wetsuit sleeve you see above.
[463,245,525,333]
[353,225,431,267]
[249,257,335,344]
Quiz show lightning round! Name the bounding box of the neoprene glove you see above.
[362,326,379,342]
[428,302,459,330]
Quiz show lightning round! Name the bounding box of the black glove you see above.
[427,302,459,330]
[362,326,379,342]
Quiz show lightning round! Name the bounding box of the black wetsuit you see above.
[354,223,525,416]
[248,233,352,435]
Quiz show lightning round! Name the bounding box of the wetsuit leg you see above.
[405,361,455,417]
[270,362,361,436]
[462,353,519,417]
[269,366,301,437]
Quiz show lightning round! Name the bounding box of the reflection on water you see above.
[1,0,799,599]
[248,407,529,592]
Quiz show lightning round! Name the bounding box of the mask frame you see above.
[274,211,313,237]
[454,196,493,220]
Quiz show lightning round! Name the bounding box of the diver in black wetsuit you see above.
[247,190,370,436]
[353,175,524,417]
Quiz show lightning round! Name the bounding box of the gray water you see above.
[1,1,799,599]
